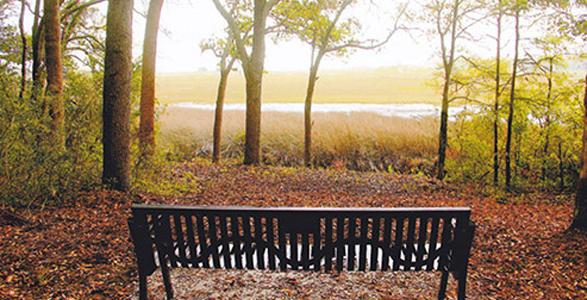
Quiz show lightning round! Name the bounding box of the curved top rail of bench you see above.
[131,204,471,216]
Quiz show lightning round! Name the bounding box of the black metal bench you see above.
[128,204,475,300]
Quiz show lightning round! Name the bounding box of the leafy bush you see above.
[0,72,103,206]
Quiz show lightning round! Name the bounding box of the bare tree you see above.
[424,0,483,180]
[102,0,133,190]
[505,5,521,192]
[492,0,503,186]
[139,0,165,157]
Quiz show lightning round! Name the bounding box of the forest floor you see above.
[1,160,586,299]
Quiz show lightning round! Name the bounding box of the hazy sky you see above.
[28,0,562,73]
[127,0,493,73]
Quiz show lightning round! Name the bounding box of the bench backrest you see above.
[129,204,474,275]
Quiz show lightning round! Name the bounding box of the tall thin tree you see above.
[201,37,237,163]
[277,0,404,166]
[18,0,27,100]
[31,0,45,100]
[492,0,503,186]
[139,0,164,157]
[505,6,520,192]
[44,0,65,147]
[102,0,134,190]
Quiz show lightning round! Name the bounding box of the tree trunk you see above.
[243,0,267,165]
[505,9,520,192]
[18,0,27,100]
[542,57,553,184]
[436,0,459,181]
[212,69,230,163]
[558,140,564,192]
[31,9,45,101]
[139,0,164,158]
[437,77,450,180]
[572,74,587,231]
[44,0,64,148]
[493,0,502,186]
[304,54,321,167]
[102,0,133,191]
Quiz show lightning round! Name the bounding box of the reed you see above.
[159,107,438,173]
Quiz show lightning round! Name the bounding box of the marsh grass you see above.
[160,107,438,174]
[156,67,438,104]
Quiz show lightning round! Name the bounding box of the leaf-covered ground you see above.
[1,161,586,299]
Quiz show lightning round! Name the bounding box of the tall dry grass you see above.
[160,107,438,174]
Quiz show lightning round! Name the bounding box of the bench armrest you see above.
[128,216,157,276]
[450,220,476,277]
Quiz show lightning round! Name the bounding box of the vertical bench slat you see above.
[415,217,428,271]
[438,217,453,270]
[392,217,404,271]
[219,215,232,269]
[358,216,368,271]
[336,216,345,271]
[161,213,178,268]
[426,216,441,271]
[290,232,299,270]
[267,217,276,270]
[243,215,254,269]
[152,214,169,268]
[381,216,392,271]
[347,216,356,271]
[231,216,243,269]
[301,232,310,270]
[278,220,287,271]
[313,226,321,271]
[208,215,221,268]
[255,216,265,270]
[184,214,198,268]
[173,214,189,267]
[324,216,333,271]
[405,217,416,270]
[370,217,381,271]
[196,214,209,268]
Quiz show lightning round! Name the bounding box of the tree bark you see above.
[44,0,65,148]
[139,0,164,158]
[102,0,133,191]
[212,69,230,163]
[505,9,520,192]
[436,0,460,180]
[31,5,45,101]
[243,0,267,165]
[493,0,502,186]
[572,74,587,231]
[303,52,322,167]
[541,57,553,184]
[18,0,27,100]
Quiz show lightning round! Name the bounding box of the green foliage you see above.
[0,71,103,206]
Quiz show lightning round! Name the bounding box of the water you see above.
[171,102,475,119]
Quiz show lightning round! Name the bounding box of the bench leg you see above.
[457,270,467,300]
[437,270,449,300]
[161,262,174,300]
[138,271,148,300]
